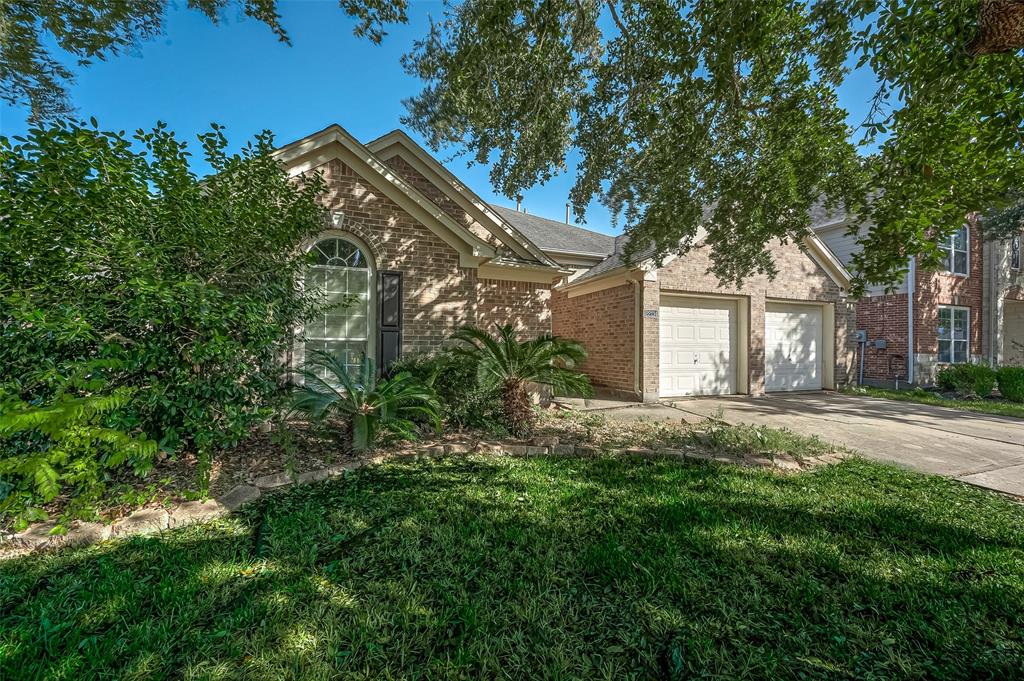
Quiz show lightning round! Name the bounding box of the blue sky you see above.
[0,1,877,236]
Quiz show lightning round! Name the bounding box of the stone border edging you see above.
[1,438,822,559]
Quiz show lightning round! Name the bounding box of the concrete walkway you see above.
[567,392,1024,497]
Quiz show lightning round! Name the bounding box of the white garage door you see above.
[659,296,736,397]
[765,303,823,392]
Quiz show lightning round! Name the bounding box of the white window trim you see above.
[295,230,377,376]
[1011,234,1021,271]
[940,224,970,277]
[937,305,971,364]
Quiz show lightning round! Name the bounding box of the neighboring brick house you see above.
[814,210,1024,386]
[274,123,857,401]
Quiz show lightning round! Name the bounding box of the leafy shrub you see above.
[0,360,157,530]
[1,121,329,458]
[996,367,1024,403]
[291,353,441,452]
[936,363,997,398]
[451,325,592,438]
[389,351,502,430]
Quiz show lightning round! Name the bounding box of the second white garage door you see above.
[659,296,736,396]
[765,302,823,392]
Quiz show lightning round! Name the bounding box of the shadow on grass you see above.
[1,455,1022,680]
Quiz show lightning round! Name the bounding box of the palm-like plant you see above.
[291,352,441,452]
[451,324,592,438]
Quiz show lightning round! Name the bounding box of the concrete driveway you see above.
[581,392,1024,497]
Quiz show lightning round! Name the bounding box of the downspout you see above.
[907,256,916,385]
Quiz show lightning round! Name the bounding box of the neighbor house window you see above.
[304,236,373,378]
[939,224,969,276]
[937,306,970,364]
[1012,234,1021,270]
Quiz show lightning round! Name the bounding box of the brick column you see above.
[640,280,661,400]
[748,292,766,396]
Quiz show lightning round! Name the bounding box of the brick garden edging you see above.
[0,438,824,560]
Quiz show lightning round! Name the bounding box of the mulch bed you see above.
[35,422,359,528]
[22,406,835,532]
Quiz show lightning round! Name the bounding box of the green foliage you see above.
[935,363,997,398]
[5,3,1023,288]
[290,352,441,452]
[996,366,1024,403]
[0,360,157,530]
[1,121,329,459]
[841,384,1024,419]
[400,1,1024,292]
[450,325,592,437]
[389,351,502,431]
[2,457,1023,678]
[1,0,409,120]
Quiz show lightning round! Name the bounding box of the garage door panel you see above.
[659,297,736,397]
[765,303,823,392]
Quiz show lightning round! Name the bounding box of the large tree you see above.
[402,1,1024,292]
[4,1,1022,291]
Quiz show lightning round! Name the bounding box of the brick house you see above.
[275,124,857,399]
[814,210,1024,386]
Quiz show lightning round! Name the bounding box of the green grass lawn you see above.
[844,384,1024,419]
[2,456,1022,680]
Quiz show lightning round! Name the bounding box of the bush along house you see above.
[814,207,1024,387]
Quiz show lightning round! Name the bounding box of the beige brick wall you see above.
[311,159,551,353]
[476,278,551,337]
[551,283,636,394]
[381,154,504,250]
[645,240,856,397]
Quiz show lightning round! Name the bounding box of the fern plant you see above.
[0,362,158,531]
[450,325,593,438]
[290,352,441,452]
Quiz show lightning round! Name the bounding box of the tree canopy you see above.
[402,1,1024,292]
[3,1,1022,292]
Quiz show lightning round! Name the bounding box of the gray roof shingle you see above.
[489,204,616,257]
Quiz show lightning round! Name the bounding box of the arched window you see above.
[304,236,374,377]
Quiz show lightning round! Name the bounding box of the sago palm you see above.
[290,352,441,452]
[451,324,592,437]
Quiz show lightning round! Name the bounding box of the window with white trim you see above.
[1012,234,1021,270]
[304,237,372,378]
[939,224,969,276]
[937,306,970,364]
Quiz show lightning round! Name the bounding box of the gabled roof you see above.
[273,124,500,267]
[364,129,562,269]
[563,230,852,291]
[488,204,616,257]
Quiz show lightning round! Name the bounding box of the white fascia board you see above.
[275,125,496,261]
[478,259,566,284]
[559,268,645,298]
[802,234,853,290]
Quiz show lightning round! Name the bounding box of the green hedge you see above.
[1,122,329,526]
[935,363,997,398]
[996,367,1024,403]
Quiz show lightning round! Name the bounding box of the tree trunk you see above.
[501,379,536,439]
[969,0,1024,55]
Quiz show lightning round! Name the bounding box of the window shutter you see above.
[378,271,403,371]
